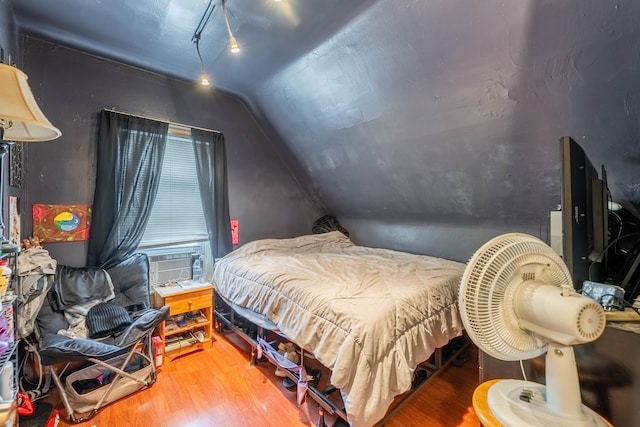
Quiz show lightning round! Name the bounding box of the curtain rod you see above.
[103,108,221,135]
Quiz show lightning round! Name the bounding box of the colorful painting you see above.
[32,204,91,242]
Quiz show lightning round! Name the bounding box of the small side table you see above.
[152,283,214,361]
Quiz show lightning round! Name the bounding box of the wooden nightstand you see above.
[152,283,214,361]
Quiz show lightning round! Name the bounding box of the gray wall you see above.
[338,219,542,263]
[21,37,319,267]
[247,0,640,260]
[11,2,640,266]
[0,1,21,250]
[0,0,17,62]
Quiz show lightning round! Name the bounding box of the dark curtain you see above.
[190,128,232,259]
[87,110,168,268]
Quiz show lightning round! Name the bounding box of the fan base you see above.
[487,379,608,427]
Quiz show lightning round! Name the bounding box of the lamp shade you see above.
[0,62,61,142]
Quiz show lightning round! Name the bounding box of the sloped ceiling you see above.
[10,0,640,228]
[11,0,378,95]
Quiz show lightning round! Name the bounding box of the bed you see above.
[212,231,466,427]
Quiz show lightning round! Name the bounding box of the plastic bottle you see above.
[0,361,12,400]
[0,260,10,297]
[192,255,202,282]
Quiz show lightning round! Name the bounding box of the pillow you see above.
[50,266,115,311]
[106,253,151,308]
[237,231,353,255]
[86,302,132,339]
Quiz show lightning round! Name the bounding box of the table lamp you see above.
[0,62,61,253]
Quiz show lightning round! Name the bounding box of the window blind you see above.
[138,125,208,248]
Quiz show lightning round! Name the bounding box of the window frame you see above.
[137,124,208,250]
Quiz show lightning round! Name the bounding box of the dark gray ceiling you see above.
[11,0,378,95]
[10,0,640,229]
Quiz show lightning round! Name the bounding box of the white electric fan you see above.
[459,233,608,427]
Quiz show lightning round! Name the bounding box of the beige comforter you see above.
[213,231,465,427]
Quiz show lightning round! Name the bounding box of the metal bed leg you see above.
[434,347,442,369]
[421,347,443,371]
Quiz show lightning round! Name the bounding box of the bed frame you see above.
[213,289,471,427]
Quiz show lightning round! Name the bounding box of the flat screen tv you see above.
[560,136,610,289]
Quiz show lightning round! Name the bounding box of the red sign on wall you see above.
[231,219,239,245]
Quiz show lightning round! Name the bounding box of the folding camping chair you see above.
[19,252,167,422]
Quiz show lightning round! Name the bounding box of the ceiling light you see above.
[192,0,216,86]
[194,37,212,86]
[229,35,240,54]
[0,62,60,251]
[222,0,240,54]
[200,74,211,86]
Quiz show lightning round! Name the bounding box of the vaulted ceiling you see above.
[10,0,640,227]
[12,0,378,96]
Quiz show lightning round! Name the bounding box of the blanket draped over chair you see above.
[14,250,168,421]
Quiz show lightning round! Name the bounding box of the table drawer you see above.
[166,289,212,315]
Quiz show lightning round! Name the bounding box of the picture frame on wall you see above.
[32,204,91,243]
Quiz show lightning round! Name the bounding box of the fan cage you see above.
[459,233,573,361]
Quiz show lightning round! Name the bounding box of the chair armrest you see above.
[39,334,124,366]
[115,306,169,348]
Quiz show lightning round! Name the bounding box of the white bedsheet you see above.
[213,231,465,427]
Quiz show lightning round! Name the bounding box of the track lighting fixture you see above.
[192,0,215,86]
[191,0,241,85]
[229,35,240,54]
[199,72,211,87]
[194,36,211,86]
[222,0,240,54]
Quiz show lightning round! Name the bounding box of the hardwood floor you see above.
[50,331,481,427]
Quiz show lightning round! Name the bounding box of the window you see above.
[138,124,208,249]
[91,110,227,276]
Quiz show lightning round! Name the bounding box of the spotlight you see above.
[229,35,240,54]
[223,0,240,54]
[192,0,215,85]
[200,74,211,86]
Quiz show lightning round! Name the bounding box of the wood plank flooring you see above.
[50,331,480,427]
